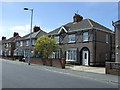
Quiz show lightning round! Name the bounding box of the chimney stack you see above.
[33,26,40,32]
[2,36,6,40]
[13,32,19,37]
[73,13,83,22]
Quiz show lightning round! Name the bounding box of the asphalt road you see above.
[1,59,119,88]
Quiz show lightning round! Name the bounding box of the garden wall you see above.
[106,62,120,76]
[25,58,66,69]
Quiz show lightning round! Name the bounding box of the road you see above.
[1,59,119,88]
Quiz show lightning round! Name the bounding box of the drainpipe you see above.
[93,29,96,66]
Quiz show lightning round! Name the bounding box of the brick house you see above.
[0,40,2,57]
[2,32,21,57]
[48,14,115,66]
[14,26,47,58]
[113,20,120,62]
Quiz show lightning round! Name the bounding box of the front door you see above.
[82,50,89,65]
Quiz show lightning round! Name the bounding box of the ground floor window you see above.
[52,50,60,59]
[66,48,77,61]
[24,50,29,57]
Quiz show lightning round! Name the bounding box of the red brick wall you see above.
[25,58,66,68]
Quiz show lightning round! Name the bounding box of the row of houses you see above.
[0,14,118,66]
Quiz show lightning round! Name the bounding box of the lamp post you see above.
[24,7,33,65]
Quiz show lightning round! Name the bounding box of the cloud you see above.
[10,25,31,37]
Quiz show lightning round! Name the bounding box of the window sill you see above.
[68,41,76,44]
[66,59,77,62]
[82,41,89,43]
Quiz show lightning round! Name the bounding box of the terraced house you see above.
[48,14,115,66]
[14,26,46,58]
[2,32,21,57]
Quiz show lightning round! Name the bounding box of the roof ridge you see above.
[87,19,94,27]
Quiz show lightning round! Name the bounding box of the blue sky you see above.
[1,2,118,39]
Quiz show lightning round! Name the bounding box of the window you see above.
[32,40,34,45]
[16,42,19,46]
[9,43,11,47]
[66,48,77,61]
[68,34,75,43]
[26,40,29,46]
[9,51,11,56]
[106,34,109,43]
[20,41,23,46]
[52,50,60,59]
[54,36,59,43]
[6,43,8,47]
[83,32,88,42]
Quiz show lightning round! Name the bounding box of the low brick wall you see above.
[25,58,65,69]
[52,58,65,68]
[105,62,120,76]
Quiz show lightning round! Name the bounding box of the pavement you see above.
[66,64,105,74]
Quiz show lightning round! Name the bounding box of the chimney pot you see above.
[33,26,40,32]
[2,36,6,40]
[73,13,83,22]
[13,32,19,37]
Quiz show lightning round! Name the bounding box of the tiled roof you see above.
[17,30,47,41]
[48,18,113,35]
[4,36,21,43]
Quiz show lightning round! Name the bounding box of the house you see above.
[48,14,115,66]
[2,32,21,57]
[0,40,2,57]
[14,26,47,58]
[113,20,120,62]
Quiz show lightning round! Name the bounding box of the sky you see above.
[0,2,118,40]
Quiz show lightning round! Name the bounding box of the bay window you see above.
[66,48,77,61]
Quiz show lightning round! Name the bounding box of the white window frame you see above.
[66,48,77,61]
[20,41,23,46]
[32,40,34,45]
[83,32,89,42]
[26,40,29,46]
[6,43,8,47]
[9,43,11,47]
[68,34,76,43]
[106,34,109,43]
[16,42,19,46]
[52,49,60,59]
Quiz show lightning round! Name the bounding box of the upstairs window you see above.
[54,36,59,43]
[20,41,23,46]
[68,34,75,43]
[9,43,11,47]
[83,32,88,42]
[6,43,8,47]
[16,42,19,46]
[32,40,34,45]
[106,34,109,43]
[26,40,29,46]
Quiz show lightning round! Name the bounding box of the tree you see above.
[34,35,60,58]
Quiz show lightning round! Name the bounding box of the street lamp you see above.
[24,7,33,65]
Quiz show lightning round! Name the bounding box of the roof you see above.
[48,18,113,35]
[114,20,120,25]
[3,35,21,43]
[17,30,47,41]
